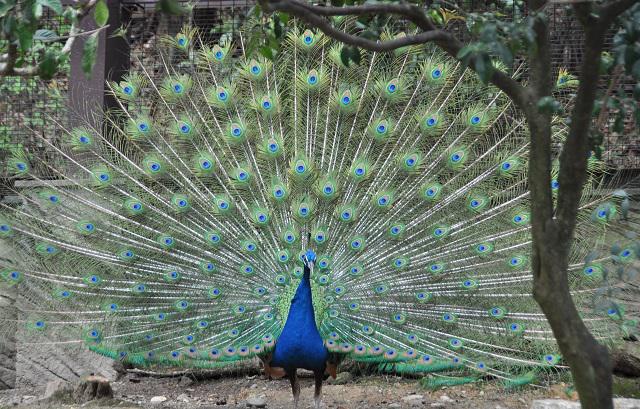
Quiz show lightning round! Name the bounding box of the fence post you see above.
[69,0,130,127]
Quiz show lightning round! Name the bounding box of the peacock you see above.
[0,17,638,408]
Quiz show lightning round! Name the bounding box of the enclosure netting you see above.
[0,0,638,192]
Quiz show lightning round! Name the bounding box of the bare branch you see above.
[572,2,593,27]
[595,64,624,131]
[268,1,449,50]
[275,0,438,31]
[598,0,638,26]
[263,0,528,107]
[556,0,636,226]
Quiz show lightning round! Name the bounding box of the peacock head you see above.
[304,249,316,266]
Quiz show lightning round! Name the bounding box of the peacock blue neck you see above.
[270,264,328,371]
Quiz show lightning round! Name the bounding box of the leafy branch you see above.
[0,0,109,79]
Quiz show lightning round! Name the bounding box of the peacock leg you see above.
[288,369,300,408]
[313,370,323,409]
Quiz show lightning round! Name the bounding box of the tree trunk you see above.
[532,226,613,409]
[524,2,616,407]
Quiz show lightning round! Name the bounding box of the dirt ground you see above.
[4,371,638,409]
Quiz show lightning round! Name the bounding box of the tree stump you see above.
[612,350,640,378]
[73,375,113,403]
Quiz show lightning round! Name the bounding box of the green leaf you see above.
[493,42,513,66]
[259,45,274,60]
[456,45,474,64]
[0,1,16,18]
[340,46,351,67]
[38,49,60,80]
[82,32,99,78]
[33,29,56,41]
[36,0,62,15]
[350,47,361,65]
[156,0,187,15]
[94,0,109,27]
[273,14,282,39]
[536,96,561,114]
[473,53,493,83]
[633,83,640,100]
[632,59,640,80]
[15,22,36,51]
[33,2,42,18]
[428,9,444,26]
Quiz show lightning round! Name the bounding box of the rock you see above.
[531,401,579,409]
[328,372,353,385]
[402,394,425,406]
[388,403,401,408]
[177,393,189,403]
[246,395,267,408]
[439,395,453,402]
[614,399,640,409]
[402,394,424,401]
[150,395,168,405]
[42,379,71,400]
[21,395,36,403]
[179,375,194,386]
[73,375,113,403]
[612,342,640,377]
[531,399,640,408]
[250,383,258,389]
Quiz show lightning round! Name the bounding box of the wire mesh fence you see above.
[0,0,638,193]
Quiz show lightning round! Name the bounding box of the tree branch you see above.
[0,0,100,78]
[556,0,635,230]
[268,2,450,51]
[262,0,528,108]
[598,0,639,27]
[572,2,594,27]
[281,0,438,31]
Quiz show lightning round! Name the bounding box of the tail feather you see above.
[0,19,637,381]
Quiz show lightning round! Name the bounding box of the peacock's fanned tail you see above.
[0,20,637,384]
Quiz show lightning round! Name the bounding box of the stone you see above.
[614,399,640,409]
[402,394,425,406]
[246,395,267,408]
[531,399,640,409]
[179,375,194,386]
[150,395,168,405]
[42,379,71,400]
[439,395,453,402]
[328,372,353,385]
[21,395,36,403]
[388,403,401,408]
[177,393,189,403]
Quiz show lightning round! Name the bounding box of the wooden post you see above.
[68,0,130,127]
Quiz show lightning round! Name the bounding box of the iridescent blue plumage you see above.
[271,251,328,372]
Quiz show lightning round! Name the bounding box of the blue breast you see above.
[271,267,328,371]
